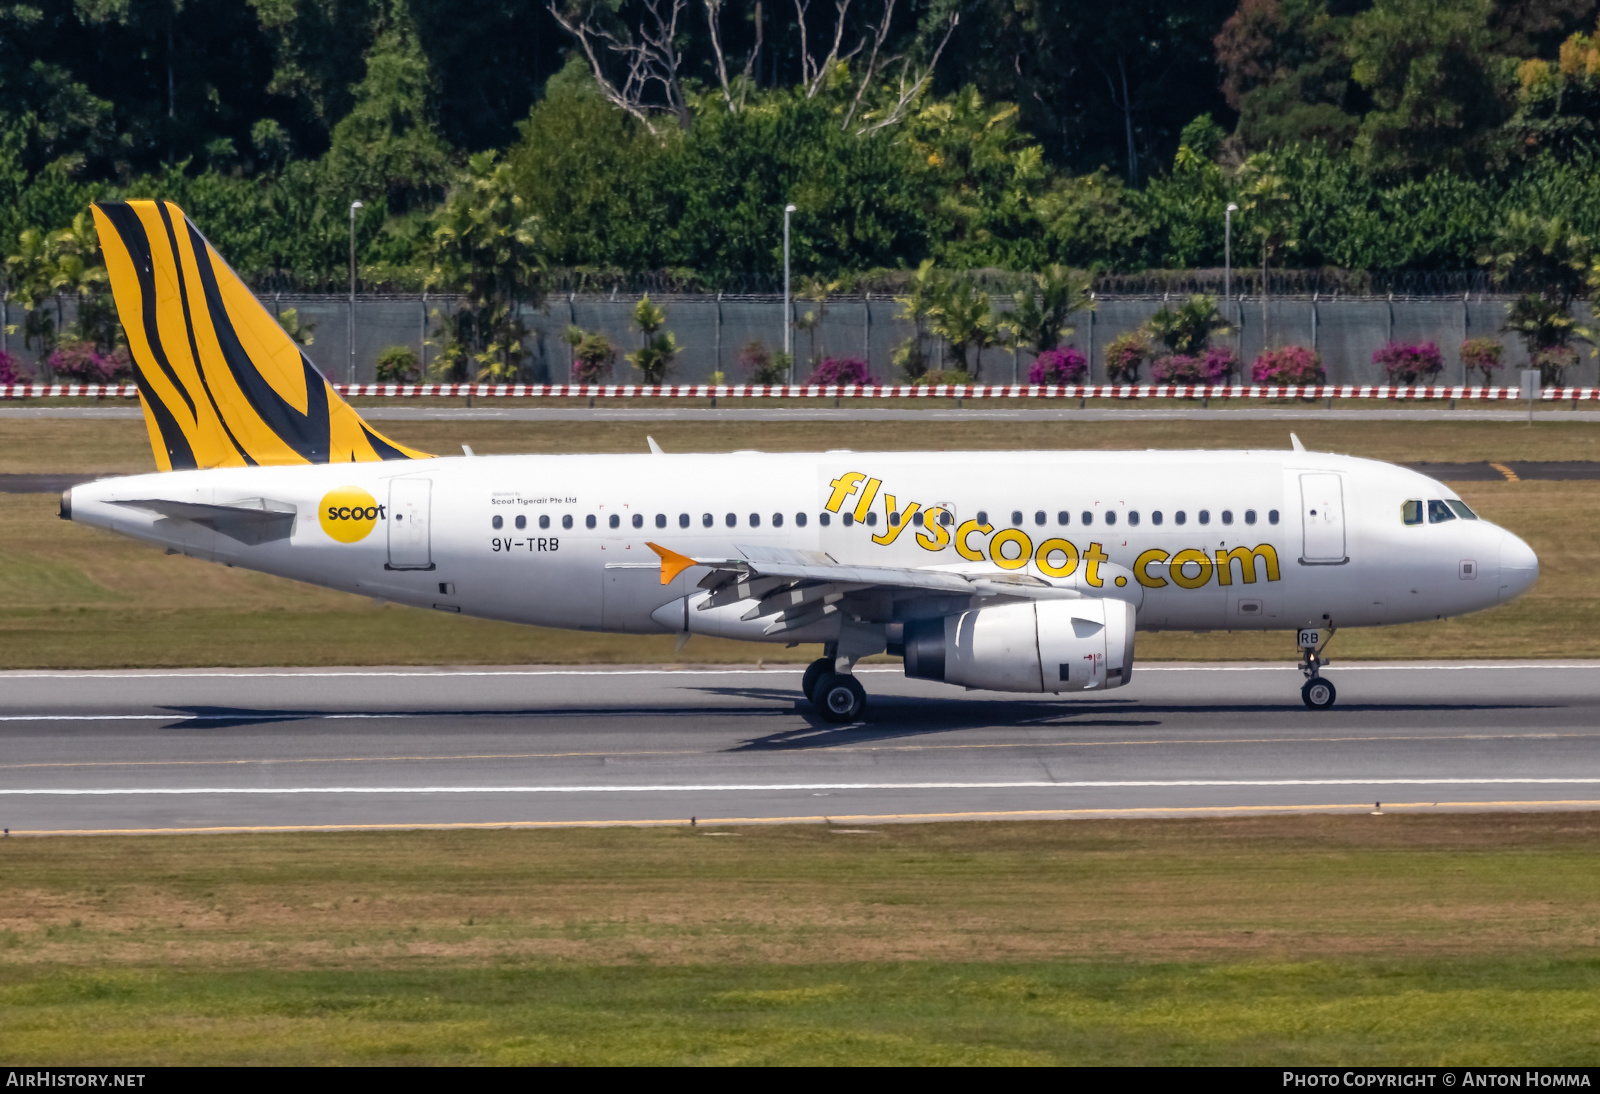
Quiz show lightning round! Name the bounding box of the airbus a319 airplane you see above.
[62,201,1540,721]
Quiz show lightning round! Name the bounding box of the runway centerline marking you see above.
[4,777,1599,796]
[0,732,1591,771]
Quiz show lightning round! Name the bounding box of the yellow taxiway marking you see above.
[0,731,1591,772]
[1490,462,1521,482]
[11,800,1600,837]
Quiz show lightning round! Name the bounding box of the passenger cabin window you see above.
[1221,510,1234,525]
[842,512,854,526]
[976,510,988,525]
[1175,511,1187,525]
[1057,511,1070,525]
[562,515,574,530]
[1198,509,1211,525]
[725,513,736,528]
[608,514,620,529]
[492,515,503,529]
[656,514,667,528]
[819,513,830,526]
[679,513,690,528]
[890,511,901,526]
[1034,510,1047,526]
[1105,511,1118,526]
[1152,511,1164,526]
[1128,511,1140,526]
[773,513,784,527]
[632,514,643,529]
[1244,509,1257,525]
[796,512,807,527]
[866,512,878,527]
[912,512,924,526]
[1268,509,1280,525]
[1446,500,1478,520]
[749,513,760,527]
[1011,510,1023,526]
[1081,511,1093,525]
[1427,499,1457,523]
[515,515,526,530]
[586,515,598,529]
[540,515,550,530]
[702,513,713,528]
[939,512,953,527]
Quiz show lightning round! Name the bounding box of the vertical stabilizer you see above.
[91,200,432,470]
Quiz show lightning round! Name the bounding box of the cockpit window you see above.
[1402,500,1423,525]
[1445,500,1478,520]
[1427,499,1457,523]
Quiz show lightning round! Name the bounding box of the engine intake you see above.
[903,598,1135,693]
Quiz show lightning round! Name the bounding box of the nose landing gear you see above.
[1298,626,1338,710]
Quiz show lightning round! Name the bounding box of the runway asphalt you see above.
[2,662,1598,835]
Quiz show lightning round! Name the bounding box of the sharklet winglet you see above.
[646,542,702,586]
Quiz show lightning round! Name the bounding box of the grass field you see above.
[0,416,1595,666]
[2,815,1598,1064]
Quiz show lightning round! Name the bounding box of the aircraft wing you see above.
[645,541,1093,636]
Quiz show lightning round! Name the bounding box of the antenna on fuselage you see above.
[1290,433,1307,452]
[647,436,664,455]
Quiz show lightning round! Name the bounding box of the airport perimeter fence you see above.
[8,381,1600,403]
[6,291,1600,390]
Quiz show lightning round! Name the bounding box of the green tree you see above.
[323,1,453,216]
[625,294,677,384]
[927,272,999,380]
[1004,264,1091,357]
[426,151,543,381]
[1146,294,1231,355]
[1347,0,1512,177]
[1483,211,1592,382]
[1236,151,1299,345]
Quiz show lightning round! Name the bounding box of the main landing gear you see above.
[802,647,868,724]
[1298,625,1338,710]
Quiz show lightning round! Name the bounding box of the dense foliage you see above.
[10,0,1600,307]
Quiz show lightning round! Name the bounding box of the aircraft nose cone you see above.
[1498,529,1539,602]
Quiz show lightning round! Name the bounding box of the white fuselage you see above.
[66,448,1538,645]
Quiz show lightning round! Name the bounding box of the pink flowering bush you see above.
[810,357,878,385]
[1459,337,1505,385]
[1104,331,1148,383]
[1250,345,1325,384]
[1152,345,1239,383]
[0,351,32,385]
[1027,346,1088,384]
[47,340,134,383]
[1373,341,1444,383]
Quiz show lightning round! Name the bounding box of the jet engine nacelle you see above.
[902,598,1135,693]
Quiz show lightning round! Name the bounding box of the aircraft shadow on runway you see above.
[149,702,788,729]
[146,690,1551,737]
[694,686,1553,752]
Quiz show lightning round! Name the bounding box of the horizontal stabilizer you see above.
[115,497,297,545]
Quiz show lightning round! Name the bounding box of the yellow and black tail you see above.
[91,200,432,471]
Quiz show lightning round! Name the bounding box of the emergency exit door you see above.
[387,478,434,570]
[1299,473,1347,564]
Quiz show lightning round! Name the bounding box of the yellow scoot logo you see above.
[319,486,385,543]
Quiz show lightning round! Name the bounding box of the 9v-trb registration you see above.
[1285,1075,1594,1088]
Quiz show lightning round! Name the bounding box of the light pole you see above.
[348,200,363,382]
[1224,202,1238,315]
[783,203,796,384]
